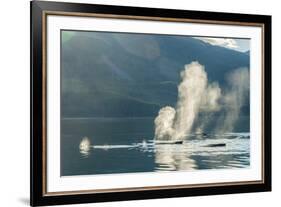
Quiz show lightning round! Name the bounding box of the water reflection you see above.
[77,133,249,173]
[64,117,250,176]
[154,144,197,171]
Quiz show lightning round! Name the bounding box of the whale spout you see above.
[79,137,91,156]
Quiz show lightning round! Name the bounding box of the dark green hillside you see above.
[61,31,249,118]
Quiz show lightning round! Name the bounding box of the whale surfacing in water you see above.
[154,140,183,145]
[204,143,226,147]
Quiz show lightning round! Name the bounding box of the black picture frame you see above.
[31,1,271,206]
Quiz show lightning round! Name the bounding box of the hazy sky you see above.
[193,37,250,52]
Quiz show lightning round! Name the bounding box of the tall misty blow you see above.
[173,62,207,140]
[154,61,221,141]
[215,68,249,133]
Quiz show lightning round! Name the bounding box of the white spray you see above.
[154,61,221,141]
[173,62,208,139]
[154,106,176,140]
[215,68,249,133]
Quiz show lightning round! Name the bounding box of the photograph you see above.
[30,1,271,205]
[60,30,251,176]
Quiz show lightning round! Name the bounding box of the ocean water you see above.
[61,117,250,176]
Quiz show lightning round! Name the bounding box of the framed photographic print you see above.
[30,0,271,206]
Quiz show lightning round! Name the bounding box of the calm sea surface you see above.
[61,117,250,176]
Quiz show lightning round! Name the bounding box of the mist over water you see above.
[154,61,249,141]
[215,68,250,133]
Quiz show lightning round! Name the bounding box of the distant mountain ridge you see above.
[61,31,250,118]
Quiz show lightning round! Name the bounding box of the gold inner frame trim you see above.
[41,10,265,196]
